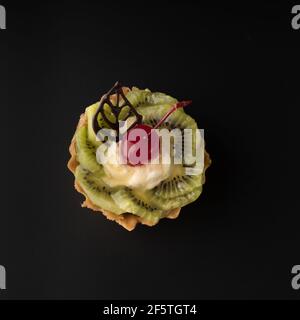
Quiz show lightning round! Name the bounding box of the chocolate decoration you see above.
[92,81,143,140]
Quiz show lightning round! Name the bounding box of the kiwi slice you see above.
[111,186,202,222]
[86,102,113,145]
[145,91,177,106]
[148,185,201,211]
[153,171,203,199]
[139,105,197,130]
[139,105,198,166]
[85,102,100,146]
[125,87,151,108]
[75,126,103,175]
[126,88,179,114]
[111,187,166,224]
[151,187,203,210]
[75,165,124,215]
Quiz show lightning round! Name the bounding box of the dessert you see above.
[68,82,211,231]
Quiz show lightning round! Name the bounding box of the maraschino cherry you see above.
[121,100,192,166]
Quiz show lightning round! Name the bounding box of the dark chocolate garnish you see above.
[92,81,143,140]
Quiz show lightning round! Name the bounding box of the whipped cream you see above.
[101,142,172,190]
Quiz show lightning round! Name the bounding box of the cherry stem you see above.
[152,100,192,131]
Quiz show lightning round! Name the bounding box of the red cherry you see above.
[121,124,159,166]
[120,100,192,166]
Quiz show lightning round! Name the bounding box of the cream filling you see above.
[101,142,172,190]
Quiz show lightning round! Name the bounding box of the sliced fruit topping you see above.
[111,185,202,221]
[85,88,185,146]
[145,91,178,106]
[120,101,192,166]
[111,188,166,224]
[125,87,151,108]
[149,187,202,211]
[86,102,101,146]
[75,165,124,215]
[75,126,103,175]
[139,105,197,130]
[152,165,203,199]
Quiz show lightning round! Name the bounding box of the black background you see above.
[0,1,298,300]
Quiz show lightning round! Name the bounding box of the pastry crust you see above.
[68,89,211,231]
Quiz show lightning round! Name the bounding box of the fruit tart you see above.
[68,82,211,231]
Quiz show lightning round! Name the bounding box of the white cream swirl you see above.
[101,142,172,190]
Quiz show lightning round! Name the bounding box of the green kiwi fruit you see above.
[75,165,124,215]
[75,126,103,175]
[125,87,151,108]
[111,187,167,224]
[111,185,202,221]
[85,102,100,146]
[86,102,113,146]
[151,187,202,210]
[138,105,197,130]
[138,105,199,167]
[126,88,179,115]
[152,171,203,199]
[145,91,177,106]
